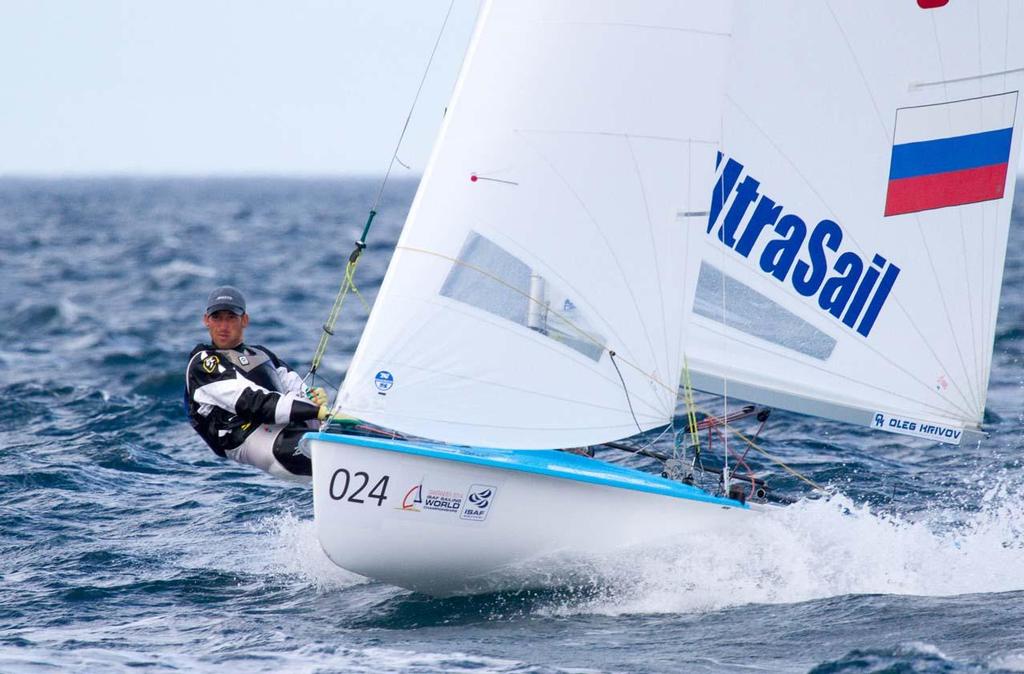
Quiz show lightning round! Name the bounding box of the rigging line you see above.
[515,130,664,381]
[711,129,732,485]
[610,351,644,435]
[664,384,825,494]
[309,0,455,386]
[370,0,457,213]
[309,255,362,379]
[723,425,825,493]
[677,138,699,446]
[682,355,701,456]
[676,139,695,399]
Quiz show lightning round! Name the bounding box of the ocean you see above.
[1,177,1022,673]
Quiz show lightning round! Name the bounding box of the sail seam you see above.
[910,66,1024,90]
[824,2,890,141]
[625,135,673,395]
[413,289,663,412]
[483,227,639,373]
[518,128,718,145]
[692,320,977,422]
[349,357,665,421]
[534,21,730,39]
[969,4,986,414]
[396,246,672,415]
[515,130,665,403]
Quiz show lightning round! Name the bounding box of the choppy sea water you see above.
[0,177,1022,673]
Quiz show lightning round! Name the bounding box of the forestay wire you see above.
[306,0,458,386]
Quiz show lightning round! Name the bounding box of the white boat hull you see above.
[307,432,765,596]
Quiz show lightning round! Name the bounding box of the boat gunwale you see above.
[304,431,747,509]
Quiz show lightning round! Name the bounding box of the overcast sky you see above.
[0,1,480,176]
[3,1,1024,177]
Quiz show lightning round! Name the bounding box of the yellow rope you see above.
[681,355,701,455]
[309,255,362,377]
[723,425,826,492]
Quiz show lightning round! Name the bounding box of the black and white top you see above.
[185,343,320,456]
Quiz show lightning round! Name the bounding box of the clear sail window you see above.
[693,261,836,361]
[440,232,605,361]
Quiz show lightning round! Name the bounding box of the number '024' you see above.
[328,468,389,506]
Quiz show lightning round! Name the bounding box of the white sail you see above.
[683,0,1024,443]
[339,0,735,448]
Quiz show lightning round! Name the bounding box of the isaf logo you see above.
[460,484,497,521]
[202,354,220,373]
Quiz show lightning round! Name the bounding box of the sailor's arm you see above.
[253,345,310,395]
[260,347,328,405]
[277,366,307,395]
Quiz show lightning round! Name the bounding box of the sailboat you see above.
[302,0,1024,596]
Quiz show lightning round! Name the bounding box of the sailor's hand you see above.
[306,387,328,406]
[317,405,333,422]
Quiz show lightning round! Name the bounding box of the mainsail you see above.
[338,1,735,448]
[684,0,1024,444]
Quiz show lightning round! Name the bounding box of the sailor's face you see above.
[203,310,248,349]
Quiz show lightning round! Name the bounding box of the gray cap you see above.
[205,286,246,315]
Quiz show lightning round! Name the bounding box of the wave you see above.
[538,483,1024,617]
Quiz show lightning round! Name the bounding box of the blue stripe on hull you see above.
[304,432,746,509]
[888,127,1012,179]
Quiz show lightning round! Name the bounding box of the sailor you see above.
[185,285,330,482]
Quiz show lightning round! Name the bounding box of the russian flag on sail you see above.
[884,92,1017,216]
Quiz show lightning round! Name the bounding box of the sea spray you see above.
[255,510,369,592]
[541,484,1024,617]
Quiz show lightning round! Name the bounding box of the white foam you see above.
[545,481,1024,616]
[254,511,369,591]
[989,650,1024,672]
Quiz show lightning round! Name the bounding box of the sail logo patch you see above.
[872,412,963,445]
[884,92,1017,216]
[460,484,497,521]
[706,153,900,339]
[374,370,394,394]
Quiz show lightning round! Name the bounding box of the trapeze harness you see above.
[185,344,319,482]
